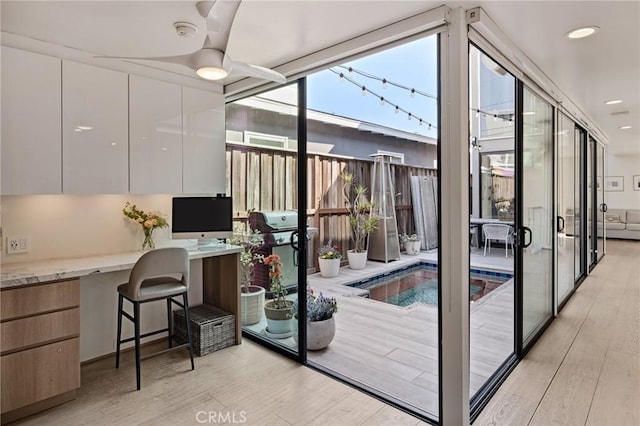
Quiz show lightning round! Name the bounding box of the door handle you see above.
[290,230,299,251]
[522,226,533,248]
[599,203,608,213]
[557,216,565,232]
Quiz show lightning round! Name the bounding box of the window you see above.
[243,131,287,148]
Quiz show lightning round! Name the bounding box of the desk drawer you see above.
[1,280,79,321]
[1,308,80,354]
[1,337,80,413]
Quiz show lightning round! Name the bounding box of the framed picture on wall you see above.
[605,176,624,192]
[633,175,640,191]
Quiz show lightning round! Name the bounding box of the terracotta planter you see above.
[347,250,368,270]
[264,300,293,336]
[293,316,336,350]
[405,240,421,255]
[240,285,265,325]
[318,257,340,278]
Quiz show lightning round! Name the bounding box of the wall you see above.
[606,153,640,209]
[0,194,188,264]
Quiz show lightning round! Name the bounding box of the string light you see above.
[328,67,438,130]
[339,73,345,83]
[410,88,416,98]
[337,65,437,100]
[348,67,353,76]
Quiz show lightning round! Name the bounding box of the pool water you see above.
[347,262,512,307]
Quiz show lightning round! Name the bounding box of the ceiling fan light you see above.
[193,49,228,80]
[196,66,228,80]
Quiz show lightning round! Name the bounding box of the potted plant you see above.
[293,289,338,350]
[341,172,378,269]
[263,254,293,337]
[317,240,342,278]
[228,224,265,325]
[400,233,421,255]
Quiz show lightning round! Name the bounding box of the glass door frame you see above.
[514,80,556,356]
[588,135,606,270]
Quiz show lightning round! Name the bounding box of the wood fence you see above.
[225,143,437,270]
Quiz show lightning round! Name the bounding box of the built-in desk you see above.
[0,245,242,423]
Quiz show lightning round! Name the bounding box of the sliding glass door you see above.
[518,84,554,349]
[595,141,606,262]
[556,113,586,307]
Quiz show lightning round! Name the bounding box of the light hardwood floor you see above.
[475,239,640,426]
[13,240,637,425]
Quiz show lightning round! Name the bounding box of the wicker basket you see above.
[173,304,235,356]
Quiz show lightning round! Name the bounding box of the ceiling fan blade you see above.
[197,1,221,32]
[202,0,241,51]
[227,59,286,84]
[96,54,195,70]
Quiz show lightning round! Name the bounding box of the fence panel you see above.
[226,143,436,269]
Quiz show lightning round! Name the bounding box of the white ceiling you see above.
[1,1,638,154]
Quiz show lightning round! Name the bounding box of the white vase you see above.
[318,257,340,278]
[240,285,265,325]
[347,250,368,270]
[293,316,336,350]
[405,240,421,255]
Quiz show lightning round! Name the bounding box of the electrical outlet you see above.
[6,235,30,254]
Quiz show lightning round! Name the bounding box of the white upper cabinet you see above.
[182,87,225,194]
[62,61,129,194]
[1,47,62,195]
[129,75,183,194]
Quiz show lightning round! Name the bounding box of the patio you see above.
[244,248,514,418]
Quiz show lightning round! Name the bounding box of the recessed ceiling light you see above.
[605,99,623,105]
[566,26,599,39]
[619,125,632,130]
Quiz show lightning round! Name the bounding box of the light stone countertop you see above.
[1,245,242,289]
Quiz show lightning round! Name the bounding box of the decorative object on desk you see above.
[122,202,168,250]
[317,240,342,278]
[605,176,624,192]
[262,254,293,337]
[228,224,265,325]
[400,233,421,255]
[341,172,378,269]
[293,289,338,350]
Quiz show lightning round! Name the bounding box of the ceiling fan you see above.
[99,1,286,84]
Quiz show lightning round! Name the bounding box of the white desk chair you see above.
[483,224,514,258]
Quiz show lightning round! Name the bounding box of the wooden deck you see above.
[245,249,515,419]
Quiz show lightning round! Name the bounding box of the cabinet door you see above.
[62,61,129,193]
[1,338,80,413]
[182,86,225,194]
[129,75,182,194]
[1,47,61,194]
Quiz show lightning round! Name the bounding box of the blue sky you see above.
[307,35,439,139]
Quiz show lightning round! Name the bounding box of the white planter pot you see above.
[405,240,421,255]
[347,250,368,270]
[264,301,293,337]
[240,286,265,325]
[318,257,340,278]
[293,316,336,350]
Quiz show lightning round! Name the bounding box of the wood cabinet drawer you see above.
[1,308,79,354]
[1,337,80,413]
[1,280,79,321]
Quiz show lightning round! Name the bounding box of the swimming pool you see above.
[346,262,513,307]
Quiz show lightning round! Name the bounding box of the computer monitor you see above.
[171,196,233,246]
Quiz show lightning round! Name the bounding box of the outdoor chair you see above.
[482,224,514,258]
